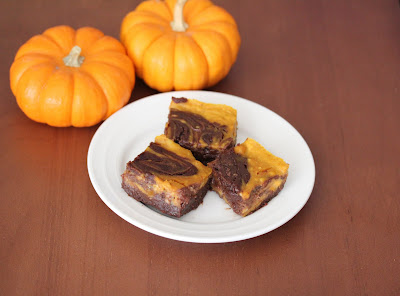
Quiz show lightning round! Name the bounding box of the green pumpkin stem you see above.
[63,46,85,67]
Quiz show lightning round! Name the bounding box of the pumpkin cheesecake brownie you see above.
[208,138,289,217]
[121,135,212,217]
[164,97,237,164]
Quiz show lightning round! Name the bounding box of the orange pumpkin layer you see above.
[10,25,135,127]
[120,0,241,92]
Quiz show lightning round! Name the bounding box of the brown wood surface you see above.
[1,0,399,295]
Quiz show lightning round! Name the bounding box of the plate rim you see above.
[87,90,316,243]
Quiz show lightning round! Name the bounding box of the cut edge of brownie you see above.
[210,170,288,217]
[122,173,211,218]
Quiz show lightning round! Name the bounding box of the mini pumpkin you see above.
[10,26,135,127]
[120,0,240,92]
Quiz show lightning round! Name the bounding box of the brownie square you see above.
[208,138,289,217]
[164,97,237,164]
[121,135,212,217]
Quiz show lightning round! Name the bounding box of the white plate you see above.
[87,91,315,243]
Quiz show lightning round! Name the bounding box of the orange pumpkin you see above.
[10,26,135,127]
[120,0,240,92]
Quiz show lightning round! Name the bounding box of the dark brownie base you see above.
[122,178,211,218]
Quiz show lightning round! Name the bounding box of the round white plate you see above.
[87,91,315,243]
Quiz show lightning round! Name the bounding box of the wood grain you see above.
[1,0,399,295]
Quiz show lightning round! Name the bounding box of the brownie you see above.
[121,135,212,217]
[208,138,289,217]
[164,97,237,164]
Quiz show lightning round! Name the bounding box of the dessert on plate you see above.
[208,138,289,217]
[164,97,237,164]
[121,135,212,217]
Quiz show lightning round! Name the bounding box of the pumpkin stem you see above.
[170,0,188,32]
[63,46,85,67]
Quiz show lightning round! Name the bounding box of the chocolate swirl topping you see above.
[172,97,188,104]
[130,143,198,176]
[212,149,250,193]
[166,110,228,146]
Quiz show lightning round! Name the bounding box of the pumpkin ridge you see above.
[121,11,167,43]
[15,35,64,60]
[162,0,174,19]
[190,27,234,64]
[189,5,236,26]
[37,68,58,123]
[15,61,54,91]
[14,64,54,123]
[85,52,135,86]
[189,22,240,61]
[73,29,77,51]
[83,59,133,89]
[70,70,108,126]
[136,0,173,21]
[85,50,131,58]
[191,30,233,87]
[14,52,57,62]
[183,0,214,22]
[78,68,110,119]
[171,34,176,89]
[40,34,65,55]
[137,32,168,78]
[142,33,176,91]
[74,27,105,52]
[188,21,238,30]
[39,70,75,126]
[122,22,170,44]
[11,55,56,94]
[164,0,174,15]
[69,71,75,125]
[13,61,56,104]
[185,35,210,87]
[127,9,171,23]
[86,35,125,56]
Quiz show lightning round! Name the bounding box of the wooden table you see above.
[1,0,399,295]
